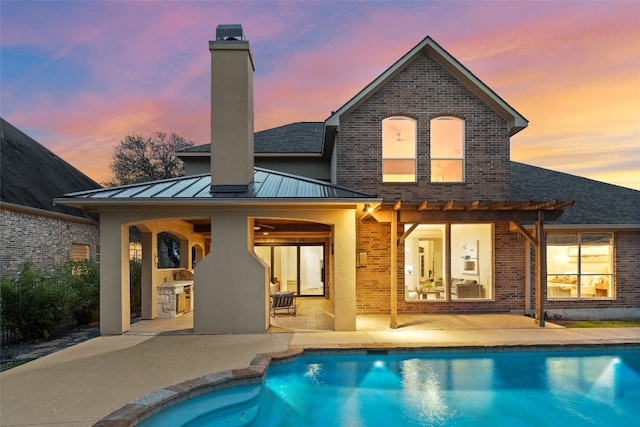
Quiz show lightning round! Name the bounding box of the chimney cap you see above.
[216,24,246,41]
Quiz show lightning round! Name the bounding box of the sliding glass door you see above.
[255,244,325,297]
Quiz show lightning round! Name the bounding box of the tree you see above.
[106,131,195,186]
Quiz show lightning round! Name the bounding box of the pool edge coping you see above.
[92,342,640,426]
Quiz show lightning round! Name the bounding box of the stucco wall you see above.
[0,207,99,274]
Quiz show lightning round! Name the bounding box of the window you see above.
[404,223,493,301]
[382,116,416,182]
[254,244,325,296]
[71,243,89,261]
[158,232,181,269]
[430,116,464,182]
[547,232,613,299]
[129,241,142,261]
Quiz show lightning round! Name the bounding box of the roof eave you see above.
[54,197,383,210]
[325,36,528,135]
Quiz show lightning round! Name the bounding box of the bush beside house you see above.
[0,259,99,342]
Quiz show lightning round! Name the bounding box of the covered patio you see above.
[125,297,563,336]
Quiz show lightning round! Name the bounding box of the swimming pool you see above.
[140,348,640,426]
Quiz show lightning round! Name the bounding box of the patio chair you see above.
[270,291,297,317]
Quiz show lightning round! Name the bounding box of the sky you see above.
[1,0,639,190]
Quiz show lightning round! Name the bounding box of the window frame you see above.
[546,232,614,300]
[382,115,417,183]
[430,116,465,183]
[403,223,494,302]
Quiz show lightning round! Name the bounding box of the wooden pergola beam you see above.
[510,221,538,247]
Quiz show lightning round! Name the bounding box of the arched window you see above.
[430,116,465,182]
[382,116,416,182]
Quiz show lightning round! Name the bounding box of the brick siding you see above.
[356,221,529,314]
[0,207,99,275]
[336,52,511,203]
[543,230,640,311]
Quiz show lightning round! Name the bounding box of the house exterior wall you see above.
[543,230,640,319]
[255,157,330,181]
[356,221,528,315]
[335,52,511,202]
[94,204,358,334]
[0,206,99,275]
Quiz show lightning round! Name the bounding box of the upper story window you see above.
[430,116,465,182]
[382,116,416,182]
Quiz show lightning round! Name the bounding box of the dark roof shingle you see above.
[179,122,324,155]
[511,161,640,225]
[1,118,102,217]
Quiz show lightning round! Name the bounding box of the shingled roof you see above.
[511,161,640,226]
[179,122,324,155]
[1,118,102,218]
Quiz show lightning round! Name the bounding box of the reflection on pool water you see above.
[140,349,640,426]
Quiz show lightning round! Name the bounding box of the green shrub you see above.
[0,260,71,340]
[0,258,100,341]
[55,259,100,325]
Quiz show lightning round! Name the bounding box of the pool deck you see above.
[1,314,639,427]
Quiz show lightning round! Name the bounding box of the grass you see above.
[0,360,29,372]
[554,320,640,328]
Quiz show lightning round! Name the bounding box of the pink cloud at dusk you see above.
[1,1,638,190]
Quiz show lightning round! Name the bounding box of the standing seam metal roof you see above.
[61,167,375,201]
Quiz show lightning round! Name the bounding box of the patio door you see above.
[255,244,325,296]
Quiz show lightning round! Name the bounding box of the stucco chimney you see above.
[210,24,255,192]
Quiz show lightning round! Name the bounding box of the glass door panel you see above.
[299,246,324,296]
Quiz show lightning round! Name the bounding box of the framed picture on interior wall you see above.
[461,240,478,275]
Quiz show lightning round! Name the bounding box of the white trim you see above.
[326,36,528,136]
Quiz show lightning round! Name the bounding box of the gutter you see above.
[1,201,98,225]
[54,197,383,209]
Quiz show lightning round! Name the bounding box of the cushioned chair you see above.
[270,291,296,317]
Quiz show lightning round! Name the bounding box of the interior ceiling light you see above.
[254,221,275,231]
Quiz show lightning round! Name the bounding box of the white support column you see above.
[141,231,158,319]
[99,216,130,334]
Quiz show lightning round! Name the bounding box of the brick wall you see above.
[356,221,533,315]
[336,52,511,202]
[544,230,640,311]
[356,220,640,316]
[0,207,99,275]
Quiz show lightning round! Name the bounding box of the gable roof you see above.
[56,167,377,207]
[178,122,325,156]
[1,118,102,218]
[325,36,528,136]
[254,122,324,154]
[511,162,640,226]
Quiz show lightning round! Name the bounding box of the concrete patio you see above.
[2,310,639,427]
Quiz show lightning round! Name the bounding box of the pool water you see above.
[140,349,640,426]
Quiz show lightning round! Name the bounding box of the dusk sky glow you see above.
[2,0,639,190]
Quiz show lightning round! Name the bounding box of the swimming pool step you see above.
[140,384,263,427]
[184,392,262,427]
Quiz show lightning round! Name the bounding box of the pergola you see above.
[367,199,574,328]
